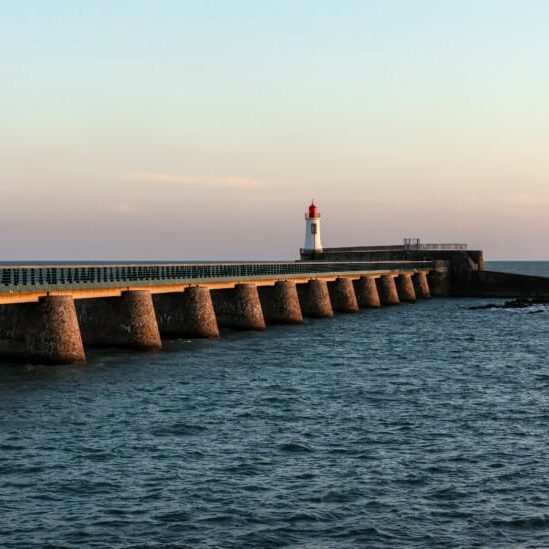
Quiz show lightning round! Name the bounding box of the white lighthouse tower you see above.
[303,200,323,253]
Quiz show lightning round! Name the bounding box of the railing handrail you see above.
[0,260,431,269]
[410,243,468,250]
[0,261,434,293]
[304,243,468,253]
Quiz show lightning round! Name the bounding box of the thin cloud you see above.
[497,193,549,206]
[107,203,140,215]
[120,171,264,189]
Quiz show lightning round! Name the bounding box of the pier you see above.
[0,261,433,364]
[3,204,545,366]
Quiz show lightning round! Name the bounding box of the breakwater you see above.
[302,245,549,299]
[0,261,433,364]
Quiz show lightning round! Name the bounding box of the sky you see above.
[1,0,548,260]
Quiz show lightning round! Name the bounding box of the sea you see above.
[1,261,549,548]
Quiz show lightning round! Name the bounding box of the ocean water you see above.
[1,263,549,548]
[486,261,549,278]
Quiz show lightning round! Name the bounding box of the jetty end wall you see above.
[300,247,484,297]
[456,270,549,298]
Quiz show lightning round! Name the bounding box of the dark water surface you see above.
[2,264,549,547]
[486,261,549,278]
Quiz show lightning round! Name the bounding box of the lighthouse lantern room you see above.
[304,201,323,253]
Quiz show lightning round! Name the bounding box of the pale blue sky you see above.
[1,1,548,259]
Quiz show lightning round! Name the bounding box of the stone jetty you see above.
[0,261,433,364]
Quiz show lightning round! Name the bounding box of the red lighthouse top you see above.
[308,201,320,219]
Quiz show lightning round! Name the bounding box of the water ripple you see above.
[1,297,549,547]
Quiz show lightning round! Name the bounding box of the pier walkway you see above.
[0,261,432,304]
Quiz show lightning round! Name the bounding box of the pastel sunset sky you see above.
[1,0,548,260]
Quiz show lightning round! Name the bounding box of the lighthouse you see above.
[303,201,323,253]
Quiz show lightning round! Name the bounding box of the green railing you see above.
[0,261,433,293]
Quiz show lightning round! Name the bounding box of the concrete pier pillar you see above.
[297,279,334,318]
[153,286,219,338]
[353,276,381,308]
[328,277,359,313]
[0,296,85,364]
[396,273,417,302]
[211,284,266,330]
[429,262,451,297]
[377,275,400,306]
[76,290,162,350]
[413,272,431,299]
[258,281,303,325]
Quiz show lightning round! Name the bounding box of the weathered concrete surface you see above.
[258,281,303,325]
[301,247,483,296]
[353,276,381,308]
[428,262,451,297]
[396,274,416,302]
[76,290,162,350]
[377,275,400,305]
[297,279,334,318]
[328,278,359,313]
[413,272,431,299]
[302,246,483,272]
[153,286,219,338]
[303,246,483,266]
[0,295,85,364]
[211,284,266,330]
